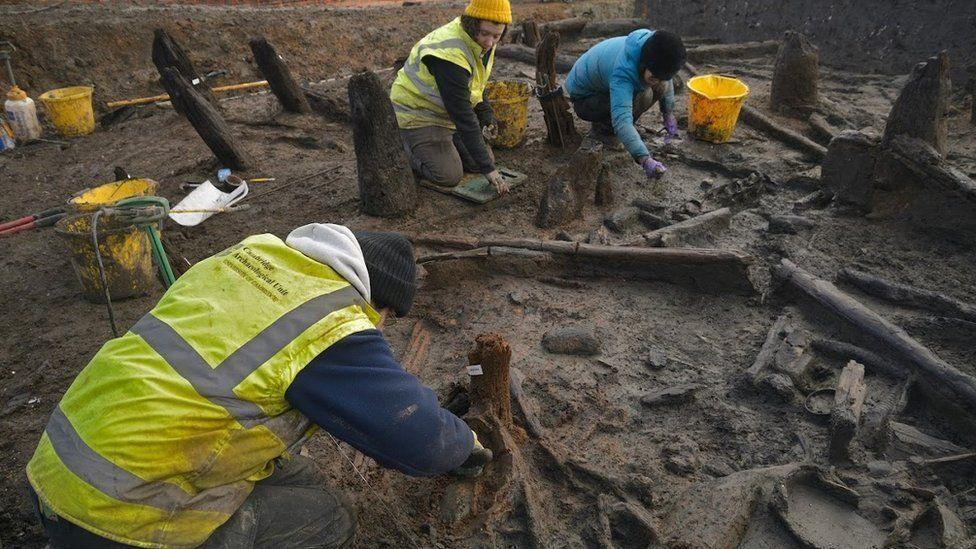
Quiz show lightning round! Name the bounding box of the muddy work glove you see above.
[486,169,509,196]
[639,156,667,180]
[664,113,678,143]
[452,433,493,478]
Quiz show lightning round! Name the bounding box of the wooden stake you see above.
[882,51,950,155]
[160,67,251,170]
[249,37,311,113]
[770,31,819,115]
[152,29,217,113]
[347,70,417,217]
[522,20,540,48]
[468,333,513,426]
[829,360,867,462]
[535,30,580,149]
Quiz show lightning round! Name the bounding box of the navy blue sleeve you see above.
[285,329,475,477]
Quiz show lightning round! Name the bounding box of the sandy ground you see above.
[1,1,976,547]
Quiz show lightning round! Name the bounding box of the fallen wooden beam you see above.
[686,40,780,63]
[538,16,587,37]
[774,259,976,434]
[509,367,543,438]
[632,207,731,247]
[810,337,908,379]
[885,135,976,203]
[578,18,646,38]
[838,267,976,323]
[249,37,311,113]
[160,67,251,170]
[685,62,826,160]
[411,234,757,294]
[746,315,791,384]
[829,360,867,462]
[496,44,576,73]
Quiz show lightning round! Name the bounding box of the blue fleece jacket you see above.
[285,329,474,477]
[564,29,676,161]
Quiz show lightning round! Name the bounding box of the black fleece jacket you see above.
[422,55,496,174]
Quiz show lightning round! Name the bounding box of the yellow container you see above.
[485,80,530,149]
[687,75,750,143]
[38,86,96,138]
[67,178,158,213]
[55,213,155,303]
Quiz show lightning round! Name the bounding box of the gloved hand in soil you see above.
[640,156,667,180]
[482,123,499,143]
[452,433,493,477]
[664,113,679,143]
[487,169,509,196]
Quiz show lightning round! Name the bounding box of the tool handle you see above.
[0,215,34,232]
[0,221,35,236]
[34,213,66,228]
[36,207,65,219]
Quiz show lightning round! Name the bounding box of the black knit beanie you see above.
[353,231,417,317]
[640,30,686,80]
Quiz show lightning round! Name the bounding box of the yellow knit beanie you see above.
[463,0,512,25]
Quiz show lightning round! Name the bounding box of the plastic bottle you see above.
[0,119,14,152]
[5,86,42,142]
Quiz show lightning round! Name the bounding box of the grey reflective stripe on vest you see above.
[45,405,246,514]
[399,38,480,109]
[130,284,364,426]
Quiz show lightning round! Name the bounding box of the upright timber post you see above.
[467,332,513,427]
[152,29,217,114]
[882,51,950,155]
[161,67,251,170]
[249,37,311,114]
[348,70,417,217]
[535,30,579,148]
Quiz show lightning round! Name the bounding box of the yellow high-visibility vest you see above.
[390,17,495,129]
[26,234,379,548]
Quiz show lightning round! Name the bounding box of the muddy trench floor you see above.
[2,13,976,548]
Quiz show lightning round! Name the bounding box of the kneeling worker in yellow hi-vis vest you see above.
[390,0,511,195]
[26,225,491,548]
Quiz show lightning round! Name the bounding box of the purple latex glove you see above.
[641,156,667,180]
[664,113,678,143]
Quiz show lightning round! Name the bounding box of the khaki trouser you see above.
[400,126,495,187]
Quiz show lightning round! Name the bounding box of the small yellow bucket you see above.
[39,86,96,138]
[687,75,750,143]
[55,213,156,303]
[67,178,158,213]
[485,80,530,149]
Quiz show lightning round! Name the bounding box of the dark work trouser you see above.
[570,80,667,135]
[30,455,356,549]
[399,125,495,187]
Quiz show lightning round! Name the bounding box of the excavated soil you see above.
[2,1,976,547]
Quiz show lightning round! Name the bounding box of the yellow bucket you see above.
[485,80,530,149]
[67,178,158,213]
[39,86,96,138]
[687,75,750,143]
[55,213,156,303]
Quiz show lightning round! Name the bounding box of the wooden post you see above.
[522,20,540,48]
[160,67,251,170]
[535,30,579,149]
[882,51,950,155]
[152,29,217,113]
[347,70,417,218]
[249,37,311,113]
[468,332,513,426]
[536,148,602,228]
[770,31,819,115]
[829,360,867,462]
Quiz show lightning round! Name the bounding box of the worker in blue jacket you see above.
[564,29,686,181]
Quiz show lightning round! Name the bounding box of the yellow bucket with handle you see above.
[39,86,96,138]
[687,75,749,143]
[485,80,530,148]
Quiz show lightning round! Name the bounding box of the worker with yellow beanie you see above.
[390,0,512,195]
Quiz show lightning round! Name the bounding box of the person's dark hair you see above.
[460,14,508,45]
[640,30,686,80]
